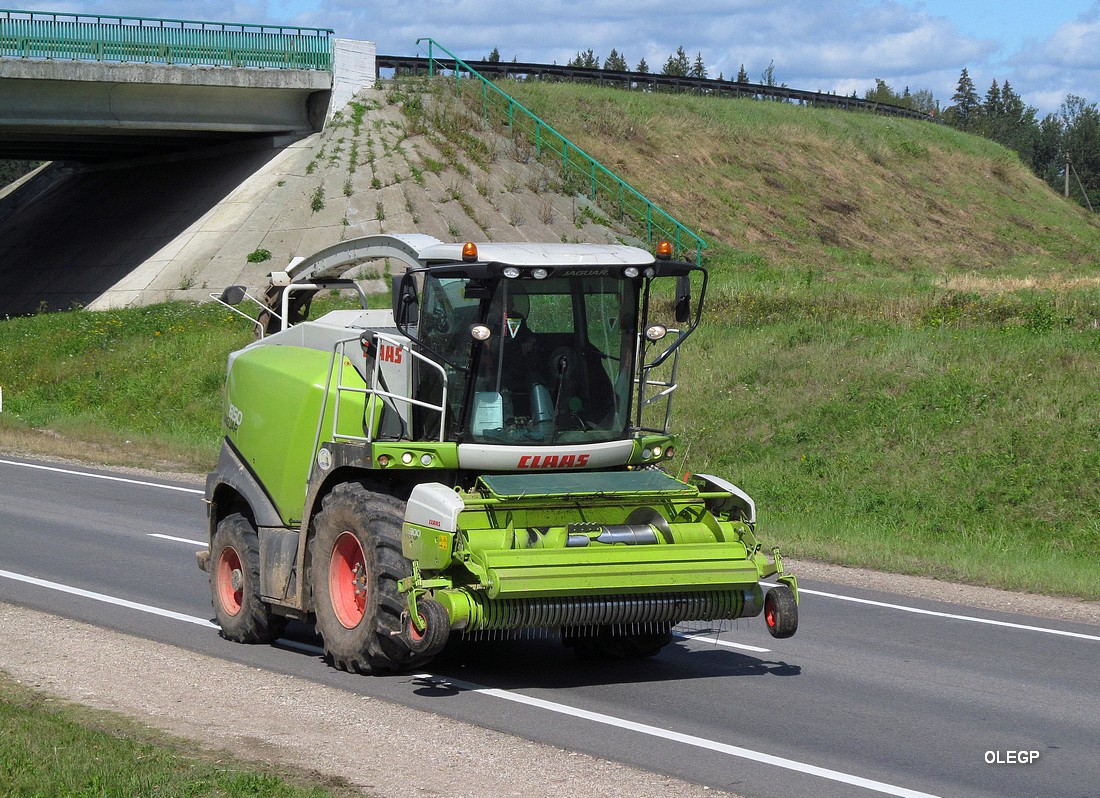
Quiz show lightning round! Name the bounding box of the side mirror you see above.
[392,274,419,327]
[218,285,248,306]
[674,274,691,324]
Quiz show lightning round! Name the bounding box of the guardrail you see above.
[377,55,937,123]
[414,39,708,262]
[0,8,333,70]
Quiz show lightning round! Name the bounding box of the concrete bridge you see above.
[0,9,378,314]
[0,9,375,161]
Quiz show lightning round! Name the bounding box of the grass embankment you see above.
[2,81,1098,599]
[0,675,353,798]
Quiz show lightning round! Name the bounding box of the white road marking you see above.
[0,569,217,629]
[0,458,204,495]
[416,673,943,798]
[149,533,207,546]
[794,585,1100,642]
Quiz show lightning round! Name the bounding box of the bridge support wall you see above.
[329,38,376,119]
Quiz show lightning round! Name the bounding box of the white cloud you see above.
[314,0,992,105]
[1008,6,1100,114]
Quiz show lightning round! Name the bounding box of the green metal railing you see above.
[0,8,333,69]
[416,38,707,262]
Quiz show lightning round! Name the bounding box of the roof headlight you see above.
[502,266,521,278]
[531,267,549,280]
[623,266,640,278]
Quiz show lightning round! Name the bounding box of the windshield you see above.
[417,274,636,444]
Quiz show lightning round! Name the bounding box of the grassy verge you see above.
[0,674,357,798]
[0,301,254,471]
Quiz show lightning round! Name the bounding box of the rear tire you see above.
[308,482,424,673]
[764,585,798,639]
[210,513,285,643]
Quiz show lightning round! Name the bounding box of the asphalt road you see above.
[1,454,1097,798]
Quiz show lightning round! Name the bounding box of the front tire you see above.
[308,482,423,673]
[764,585,798,639]
[210,513,284,643]
[404,596,451,658]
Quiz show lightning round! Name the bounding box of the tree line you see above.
[488,45,1098,212]
[487,45,778,86]
[867,68,1098,211]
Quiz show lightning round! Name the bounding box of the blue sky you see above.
[17,1,1100,116]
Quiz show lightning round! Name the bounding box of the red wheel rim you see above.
[215,546,243,616]
[329,531,368,628]
[408,612,427,643]
[765,594,777,629]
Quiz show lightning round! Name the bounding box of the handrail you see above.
[0,8,334,70]
[331,334,449,445]
[635,330,681,433]
[415,38,707,262]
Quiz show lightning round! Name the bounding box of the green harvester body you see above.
[199,234,798,672]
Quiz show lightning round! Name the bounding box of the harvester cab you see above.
[390,239,699,450]
[202,234,798,673]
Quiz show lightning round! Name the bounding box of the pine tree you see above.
[636,57,649,74]
[948,67,981,131]
[689,51,707,80]
[487,47,501,63]
[603,48,628,72]
[984,79,1003,117]
[662,46,690,77]
[568,49,599,69]
[760,60,778,87]
[995,80,1039,163]
[736,64,748,83]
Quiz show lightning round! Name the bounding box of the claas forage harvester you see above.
[198,234,798,673]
